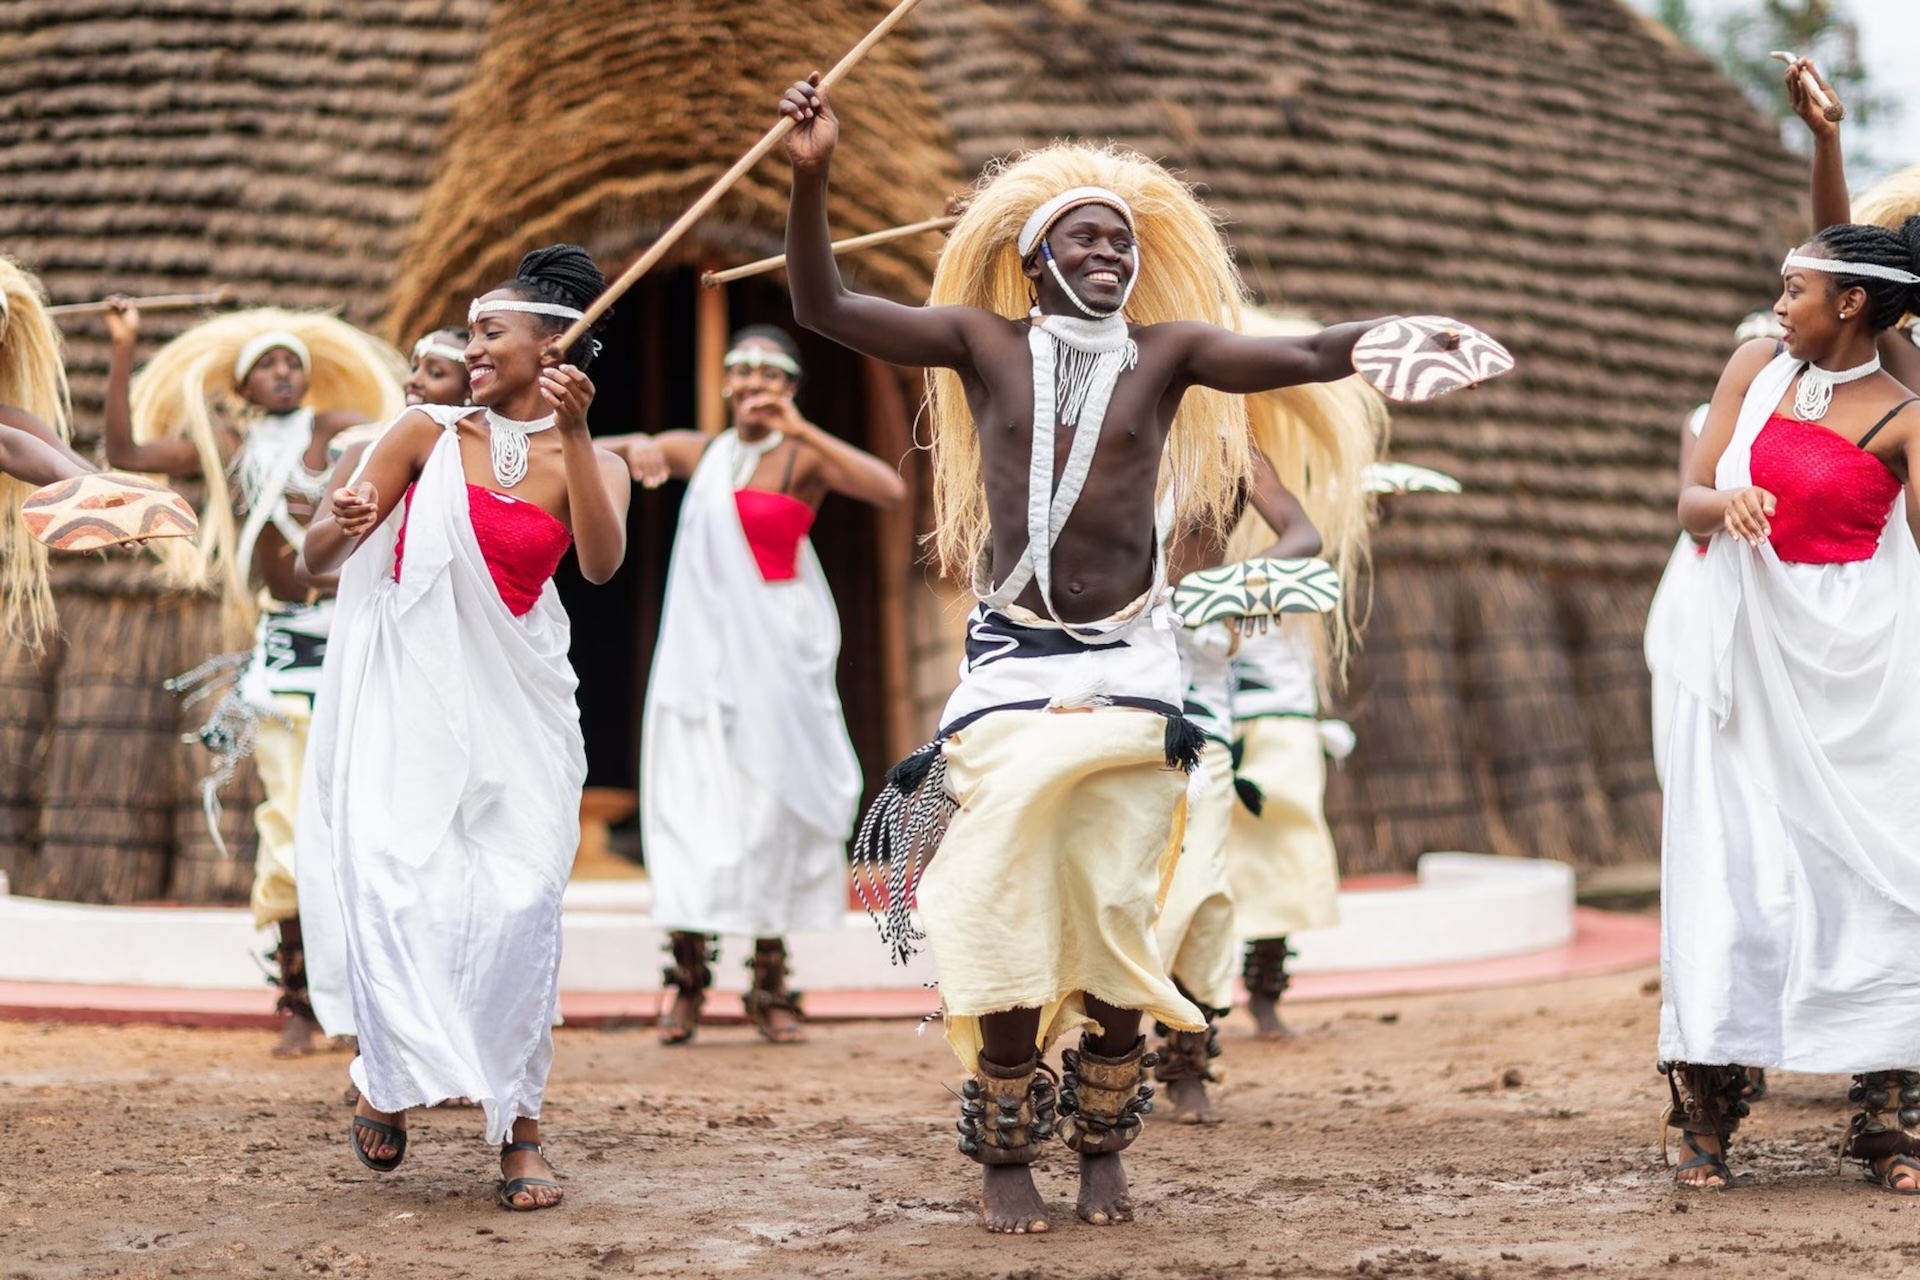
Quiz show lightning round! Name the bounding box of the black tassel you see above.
[885,741,943,795]
[1162,714,1205,773]
[853,740,956,966]
[1233,776,1266,816]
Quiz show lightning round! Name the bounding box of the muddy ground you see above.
[3,964,1913,1279]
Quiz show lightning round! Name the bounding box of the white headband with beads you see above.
[467,298,585,325]
[233,331,311,382]
[412,334,467,365]
[724,345,801,377]
[1782,252,1920,286]
[1018,186,1136,256]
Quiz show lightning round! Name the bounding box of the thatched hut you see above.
[1,0,1806,902]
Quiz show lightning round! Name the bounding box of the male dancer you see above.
[781,75,1395,1232]
[106,304,396,1054]
[1155,456,1321,1122]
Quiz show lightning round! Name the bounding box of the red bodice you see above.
[394,483,573,616]
[1748,414,1902,565]
[734,488,816,582]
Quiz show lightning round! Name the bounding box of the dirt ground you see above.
[4,964,1915,1280]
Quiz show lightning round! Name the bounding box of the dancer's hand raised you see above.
[540,364,595,434]
[1785,57,1841,140]
[103,297,140,346]
[781,74,839,171]
[332,481,379,537]
[617,436,671,489]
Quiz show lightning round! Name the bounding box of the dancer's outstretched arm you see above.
[100,301,202,476]
[0,418,88,487]
[301,409,442,574]
[782,77,1003,371]
[1166,319,1386,396]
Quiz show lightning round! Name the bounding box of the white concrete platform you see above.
[0,853,1574,995]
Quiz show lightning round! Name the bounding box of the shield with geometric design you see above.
[1171,556,1341,627]
[1352,315,1514,403]
[22,472,199,552]
[1363,461,1463,495]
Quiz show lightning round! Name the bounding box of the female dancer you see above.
[301,245,630,1211]
[608,324,904,1045]
[1659,199,1920,1190]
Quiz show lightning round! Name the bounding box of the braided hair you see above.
[1809,215,1920,331]
[498,244,608,368]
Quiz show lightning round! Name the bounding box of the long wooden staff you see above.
[701,214,959,288]
[554,0,928,352]
[49,286,237,317]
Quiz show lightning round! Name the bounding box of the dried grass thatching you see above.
[384,0,966,344]
[129,309,405,630]
[0,255,74,649]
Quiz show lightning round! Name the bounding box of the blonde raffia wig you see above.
[1223,307,1390,677]
[924,143,1251,582]
[1852,165,1920,232]
[0,254,75,647]
[130,308,405,625]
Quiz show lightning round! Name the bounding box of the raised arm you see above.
[1679,339,1780,542]
[1168,320,1384,397]
[1246,451,1322,558]
[755,397,905,510]
[302,409,441,575]
[1787,58,1850,231]
[100,300,202,476]
[781,76,996,370]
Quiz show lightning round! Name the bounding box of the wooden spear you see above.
[49,286,238,317]
[553,0,929,353]
[700,214,959,288]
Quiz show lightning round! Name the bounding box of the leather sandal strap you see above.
[501,1139,543,1155]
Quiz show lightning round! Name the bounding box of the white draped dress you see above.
[1661,353,1920,1073]
[305,415,584,1143]
[1644,405,1709,789]
[642,431,860,937]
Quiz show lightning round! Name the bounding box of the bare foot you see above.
[1247,995,1294,1041]
[1077,1152,1134,1224]
[501,1123,564,1210]
[980,1163,1049,1233]
[272,1012,320,1058]
[1671,1130,1728,1189]
[351,1097,405,1165]
[1873,1156,1920,1194]
[1163,1075,1221,1125]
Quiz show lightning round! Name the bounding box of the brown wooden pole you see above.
[553,0,929,354]
[701,215,959,288]
[862,358,919,761]
[695,268,730,436]
[49,287,237,317]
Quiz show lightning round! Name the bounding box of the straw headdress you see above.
[924,142,1251,582]
[0,254,74,648]
[1851,165,1920,232]
[130,308,405,629]
[1223,307,1389,677]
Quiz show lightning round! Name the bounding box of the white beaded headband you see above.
[724,345,801,377]
[1781,252,1920,286]
[1018,186,1136,257]
[467,298,586,325]
[412,334,467,365]
[233,331,311,382]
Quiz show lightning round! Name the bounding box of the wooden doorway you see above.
[553,264,911,856]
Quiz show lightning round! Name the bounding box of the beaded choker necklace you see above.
[1794,353,1880,421]
[484,408,555,487]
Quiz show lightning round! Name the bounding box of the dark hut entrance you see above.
[556,264,913,862]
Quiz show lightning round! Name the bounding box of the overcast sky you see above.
[1629,0,1918,177]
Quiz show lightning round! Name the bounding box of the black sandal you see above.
[350,1114,407,1173]
[1671,1131,1731,1190]
[499,1139,563,1211]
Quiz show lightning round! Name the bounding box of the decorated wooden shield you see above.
[1172,556,1341,627]
[1352,316,1514,402]
[1363,461,1463,495]
[22,472,199,551]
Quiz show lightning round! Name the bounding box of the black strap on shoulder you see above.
[778,441,799,495]
[1857,397,1920,451]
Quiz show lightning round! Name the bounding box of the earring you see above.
[721,386,732,399]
